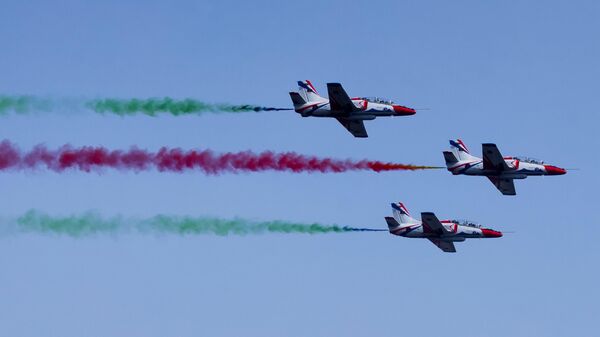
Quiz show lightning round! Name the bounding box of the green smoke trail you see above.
[0,96,53,114]
[16,210,123,237]
[14,210,383,237]
[86,98,275,116]
[0,95,290,116]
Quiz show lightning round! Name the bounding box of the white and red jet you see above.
[289,80,415,138]
[443,139,566,195]
[385,202,502,253]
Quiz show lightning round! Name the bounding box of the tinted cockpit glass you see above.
[450,219,481,228]
[360,97,394,105]
[514,156,544,164]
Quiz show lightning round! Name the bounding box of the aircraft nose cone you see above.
[544,165,567,175]
[393,105,416,115]
[481,228,503,238]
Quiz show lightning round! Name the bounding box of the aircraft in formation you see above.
[289,80,415,138]
[443,139,566,195]
[385,202,502,253]
[286,81,567,252]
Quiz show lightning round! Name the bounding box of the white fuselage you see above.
[296,99,413,119]
[448,157,552,179]
[390,221,489,240]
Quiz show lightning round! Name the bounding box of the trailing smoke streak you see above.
[0,95,291,116]
[0,96,53,114]
[0,140,442,174]
[87,99,292,115]
[15,210,385,237]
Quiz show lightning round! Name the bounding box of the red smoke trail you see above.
[0,140,440,174]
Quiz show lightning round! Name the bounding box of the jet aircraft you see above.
[289,80,415,138]
[385,202,502,253]
[443,139,566,195]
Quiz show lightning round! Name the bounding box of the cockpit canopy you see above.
[514,156,544,164]
[450,219,481,228]
[360,97,395,105]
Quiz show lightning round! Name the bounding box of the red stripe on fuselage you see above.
[297,103,322,112]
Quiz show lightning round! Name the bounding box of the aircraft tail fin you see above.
[449,139,478,161]
[391,202,418,224]
[297,80,326,102]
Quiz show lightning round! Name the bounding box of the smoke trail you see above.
[0,96,53,114]
[87,98,292,116]
[0,140,442,174]
[14,210,385,237]
[0,95,291,116]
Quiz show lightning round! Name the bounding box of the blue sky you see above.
[0,1,598,336]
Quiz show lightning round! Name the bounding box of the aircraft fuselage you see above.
[386,202,502,252]
[448,157,566,178]
[389,221,502,240]
[296,99,415,120]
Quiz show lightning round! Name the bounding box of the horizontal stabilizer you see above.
[443,151,458,165]
[385,216,401,230]
[289,92,306,106]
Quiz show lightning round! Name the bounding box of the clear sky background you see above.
[0,1,598,336]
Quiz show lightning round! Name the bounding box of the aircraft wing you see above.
[327,83,359,113]
[487,176,516,195]
[482,143,509,171]
[428,238,457,252]
[335,118,368,138]
[421,212,451,235]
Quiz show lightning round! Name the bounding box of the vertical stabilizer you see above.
[449,139,478,161]
[391,202,419,224]
[297,80,326,102]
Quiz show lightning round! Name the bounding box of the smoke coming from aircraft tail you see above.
[87,99,292,115]
[0,140,441,174]
[13,210,384,237]
[0,95,291,116]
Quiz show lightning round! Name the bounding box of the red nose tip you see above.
[392,105,416,115]
[544,165,567,175]
[481,229,503,238]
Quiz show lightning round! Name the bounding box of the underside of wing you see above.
[487,176,516,195]
[482,143,509,171]
[421,212,450,235]
[335,118,368,138]
[428,238,456,253]
[327,83,359,113]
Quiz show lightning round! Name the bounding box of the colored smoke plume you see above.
[87,98,292,115]
[0,95,291,116]
[14,210,385,237]
[0,140,441,174]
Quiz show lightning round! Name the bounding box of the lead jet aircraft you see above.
[443,139,566,195]
[385,202,502,253]
[289,80,415,138]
